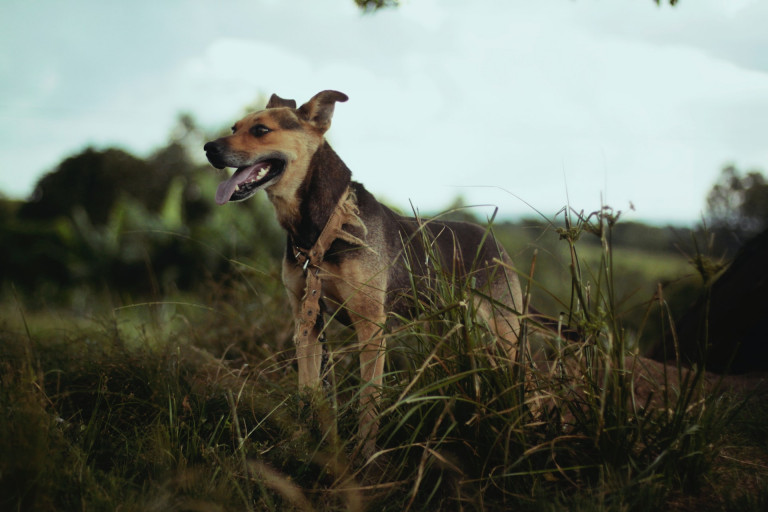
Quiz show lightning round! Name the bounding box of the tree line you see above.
[1,110,765,308]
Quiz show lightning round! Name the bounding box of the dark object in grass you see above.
[653,227,768,373]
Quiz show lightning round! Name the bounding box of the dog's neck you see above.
[288,140,353,249]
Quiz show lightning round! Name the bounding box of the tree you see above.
[705,165,768,239]
[18,113,211,227]
[354,0,398,11]
[19,148,160,226]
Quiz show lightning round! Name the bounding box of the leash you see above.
[292,186,366,386]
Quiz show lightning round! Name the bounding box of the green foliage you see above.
[1,144,284,305]
[490,215,698,355]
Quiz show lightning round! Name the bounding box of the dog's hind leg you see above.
[485,305,522,362]
[477,258,549,417]
[477,257,524,364]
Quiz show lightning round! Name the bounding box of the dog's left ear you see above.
[266,94,297,109]
[298,90,348,132]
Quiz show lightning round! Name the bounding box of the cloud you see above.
[1,0,766,224]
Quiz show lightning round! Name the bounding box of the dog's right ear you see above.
[266,94,297,109]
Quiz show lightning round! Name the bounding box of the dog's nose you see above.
[203,141,227,169]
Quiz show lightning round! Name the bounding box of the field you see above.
[2,206,767,511]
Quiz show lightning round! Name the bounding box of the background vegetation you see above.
[1,105,767,510]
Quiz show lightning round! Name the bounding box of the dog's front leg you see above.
[294,311,325,390]
[283,259,325,391]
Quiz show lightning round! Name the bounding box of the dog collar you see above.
[291,185,365,272]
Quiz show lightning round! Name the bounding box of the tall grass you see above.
[345,206,740,510]
[0,207,759,511]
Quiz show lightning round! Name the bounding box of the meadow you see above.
[2,188,767,511]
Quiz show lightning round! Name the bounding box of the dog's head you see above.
[204,90,348,205]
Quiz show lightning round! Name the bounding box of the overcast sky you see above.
[1,0,766,225]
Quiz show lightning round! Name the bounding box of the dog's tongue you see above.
[215,164,261,205]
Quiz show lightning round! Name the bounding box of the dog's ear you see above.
[266,94,297,109]
[297,90,348,132]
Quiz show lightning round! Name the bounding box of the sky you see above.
[1,0,766,226]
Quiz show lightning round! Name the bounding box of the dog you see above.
[204,90,524,454]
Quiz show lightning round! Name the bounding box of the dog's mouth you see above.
[215,158,285,205]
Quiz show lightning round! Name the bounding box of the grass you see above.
[1,208,766,511]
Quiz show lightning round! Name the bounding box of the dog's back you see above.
[336,182,523,345]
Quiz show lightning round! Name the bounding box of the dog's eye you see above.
[249,124,272,138]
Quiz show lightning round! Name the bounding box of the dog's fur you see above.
[204,90,523,453]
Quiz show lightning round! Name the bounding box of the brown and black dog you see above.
[204,90,523,453]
